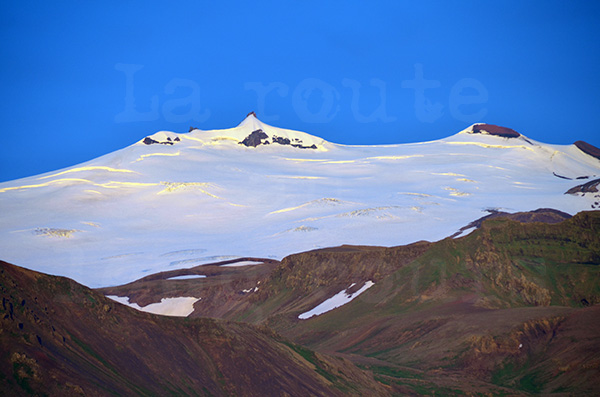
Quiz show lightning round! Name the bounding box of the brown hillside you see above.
[0,260,386,396]
[97,210,600,395]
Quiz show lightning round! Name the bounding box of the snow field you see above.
[0,115,598,287]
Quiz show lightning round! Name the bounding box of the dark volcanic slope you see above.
[0,261,385,396]
[471,123,520,138]
[574,140,600,161]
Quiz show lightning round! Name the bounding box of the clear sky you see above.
[1,1,599,182]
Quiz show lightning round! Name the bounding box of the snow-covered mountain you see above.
[0,113,598,287]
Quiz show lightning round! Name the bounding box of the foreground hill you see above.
[102,210,600,395]
[1,115,599,287]
[0,261,385,396]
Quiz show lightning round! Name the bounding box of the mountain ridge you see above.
[0,259,387,396]
[97,209,600,395]
[149,114,600,158]
[0,115,599,287]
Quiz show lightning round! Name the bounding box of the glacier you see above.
[0,113,598,287]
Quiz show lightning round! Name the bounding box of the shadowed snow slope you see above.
[0,115,599,287]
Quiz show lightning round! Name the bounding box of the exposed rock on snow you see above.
[574,140,600,161]
[143,137,174,145]
[470,123,521,138]
[553,172,572,180]
[240,129,317,149]
[240,129,269,147]
[142,132,180,145]
[565,178,600,194]
[272,136,291,145]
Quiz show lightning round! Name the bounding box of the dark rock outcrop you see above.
[565,178,600,194]
[471,124,521,138]
[240,130,318,149]
[553,172,572,180]
[272,136,291,145]
[240,129,269,147]
[142,137,159,145]
[291,143,318,149]
[142,136,176,145]
[273,135,317,149]
[574,140,600,161]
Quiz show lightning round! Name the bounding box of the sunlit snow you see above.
[298,281,375,319]
[0,115,598,287]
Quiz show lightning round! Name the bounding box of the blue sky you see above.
[1,1,599,182]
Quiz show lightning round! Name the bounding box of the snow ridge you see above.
[0,115,598,287]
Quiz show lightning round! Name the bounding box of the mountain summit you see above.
[0,116,598,287]
[144,112,326,150]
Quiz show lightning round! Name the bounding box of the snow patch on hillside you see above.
[298,281,375,319]
[166,275,206,280]
[220,261,264,267]
[106,295,200,317]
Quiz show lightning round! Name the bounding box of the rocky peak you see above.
[574,140,600,161]
[142,136,180,145]
[469,123,520,138]
[239,129,269,147]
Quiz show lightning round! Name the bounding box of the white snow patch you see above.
[166,274,207,280]
[453,226,477,239]
[298,281,375,319]
[106,295,200,317]
[221,261,263,267]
